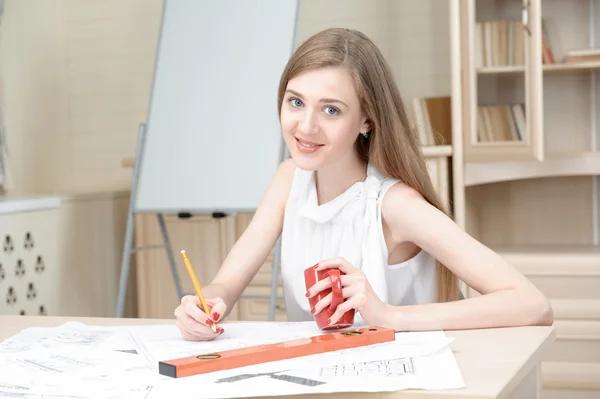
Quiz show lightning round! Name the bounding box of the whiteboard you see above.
[135,0,299,214]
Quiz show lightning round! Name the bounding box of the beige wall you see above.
[0,0,162,196]
[297,0,451,106]
[0,0,450,196]
[0,0,67,195]
[63,0,162,193]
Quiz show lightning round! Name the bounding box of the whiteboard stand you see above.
[268,237,282,321]
[115,123,185,318]
[267,144,289,321]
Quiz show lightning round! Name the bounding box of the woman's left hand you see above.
[306,257,391,327]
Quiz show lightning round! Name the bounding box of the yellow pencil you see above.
[181,250,217,333]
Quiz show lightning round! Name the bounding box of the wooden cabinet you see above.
[450,0,600,396]
[423,146,453,211]
[460,0,544,162]
[132,210,285,321]
[133,213,237,319]
[500,247,600,395]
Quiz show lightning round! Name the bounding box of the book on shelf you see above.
[474,19,555,67]
[410,96,452,147]
[477,104,525,143]
[475,20,524,67]
[563,48,600,64]
[541,20,554,64]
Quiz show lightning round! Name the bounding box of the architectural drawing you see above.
[215,371,325,387]
[17,353,90,373]
[0,326,115,352]
[319,357,415,377]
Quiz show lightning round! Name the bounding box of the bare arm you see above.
[201,159,297,317]
[381,183,554,331]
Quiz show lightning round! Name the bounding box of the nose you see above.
[298,108,318,135]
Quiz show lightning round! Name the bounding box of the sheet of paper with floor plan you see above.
[129,321,464,398]
[145,340,464,398]
[0,323,159,398]
[0,321,135,353]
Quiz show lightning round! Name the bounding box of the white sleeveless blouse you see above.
[280,163,437,323]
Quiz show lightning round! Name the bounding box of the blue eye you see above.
[324,106,339,116]
[289,98,303,107]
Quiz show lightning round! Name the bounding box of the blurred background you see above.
[0,1,598,397]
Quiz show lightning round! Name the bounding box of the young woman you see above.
[174,28,553,341]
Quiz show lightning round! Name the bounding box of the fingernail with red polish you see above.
[217,327,224,334]
[313,263,319,269]
[212,312,220,321]
[305,290,310,297]
[206,319,214,326]
[310,307,315,314]
[326,319,331,325]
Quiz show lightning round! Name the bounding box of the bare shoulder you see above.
[381,180,427,217]
[380,181,439,244]
[277,158,298,179]
[274,158,297,193]
[263,158,297,210]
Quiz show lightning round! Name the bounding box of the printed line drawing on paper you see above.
[319,357,415,377]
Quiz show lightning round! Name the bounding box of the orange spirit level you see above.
[158,326,395,378]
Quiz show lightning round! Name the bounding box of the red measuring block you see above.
[159,326,395,378]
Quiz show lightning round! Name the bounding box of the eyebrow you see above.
[285,89,349,109]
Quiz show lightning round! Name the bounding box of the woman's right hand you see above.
[174,295,226,341]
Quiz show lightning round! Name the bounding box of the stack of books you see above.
[563,48,600,64]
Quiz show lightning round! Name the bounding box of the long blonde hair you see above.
[277,28,459,303]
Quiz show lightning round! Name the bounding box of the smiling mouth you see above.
[295,137,324,148]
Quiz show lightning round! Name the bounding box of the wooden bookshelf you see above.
[422,145,453,157]
[465,151,600,186]
[450,0,600,396]
[478,61,600,74]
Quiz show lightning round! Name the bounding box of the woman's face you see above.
[280,66,369,171]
